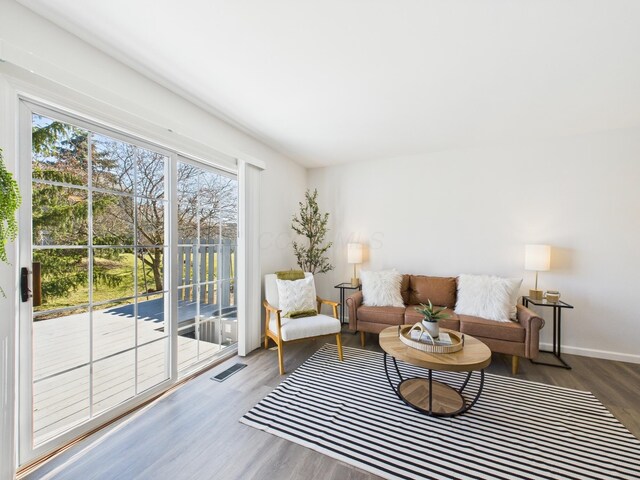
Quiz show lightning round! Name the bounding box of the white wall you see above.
[309,127,640,363]
[0,0,306,309]
[0,0,306,475]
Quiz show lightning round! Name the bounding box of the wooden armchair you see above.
[263,273,343,375]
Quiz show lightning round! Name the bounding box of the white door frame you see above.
[17,99,178,465]
[0,64,254,475]
[0,73,20,480]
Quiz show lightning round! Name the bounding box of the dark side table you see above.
[334,282,361,324]
[522,296,574,369]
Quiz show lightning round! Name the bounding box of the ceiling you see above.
[17,0,640,168]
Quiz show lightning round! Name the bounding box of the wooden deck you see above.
[32,302,232,446]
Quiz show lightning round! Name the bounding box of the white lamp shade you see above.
[347,243,363,264]
[525,244,551,271]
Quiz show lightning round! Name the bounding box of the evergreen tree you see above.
[32,119,123,300]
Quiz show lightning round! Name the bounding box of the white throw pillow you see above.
[361,269,404,308]
[276,276,317,317]
[455,274,522,322]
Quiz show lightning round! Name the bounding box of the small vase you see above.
[421,320,439,339]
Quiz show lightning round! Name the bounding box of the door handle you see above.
[20,264,42,305]
[20,267,30,302]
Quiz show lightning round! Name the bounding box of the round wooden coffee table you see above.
[379,325,491,417]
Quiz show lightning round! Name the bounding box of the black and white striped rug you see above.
[241,344,640,480]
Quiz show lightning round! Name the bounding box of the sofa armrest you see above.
[345,291,363,331]
[516,304,545,359]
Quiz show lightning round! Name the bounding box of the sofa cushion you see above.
[455,274,522,322]
[459,314,525,343]
[400,275,411,304]
[407,275,457,308]
[404,306,460,331]
[361,270,404,307]
[357,305,405,325]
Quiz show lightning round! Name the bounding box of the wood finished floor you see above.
[27,328,640,480]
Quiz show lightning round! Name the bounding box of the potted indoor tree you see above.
[415,300,449,339]
[291,189,333,275]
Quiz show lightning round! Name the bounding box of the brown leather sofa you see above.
[346,274,545,374]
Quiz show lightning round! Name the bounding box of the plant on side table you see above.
[415,300,450,339]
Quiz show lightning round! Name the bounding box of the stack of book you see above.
[410,331,453,346]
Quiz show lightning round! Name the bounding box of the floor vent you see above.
[211,363,247,382]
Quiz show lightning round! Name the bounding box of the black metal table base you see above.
[338,288,347,325]
[334,283,361,325]
[523,297,573,370]
[383,353,484,417]
[530,351,571,369]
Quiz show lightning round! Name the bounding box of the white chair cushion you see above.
[276,276,317,317]
[269,313,340,341]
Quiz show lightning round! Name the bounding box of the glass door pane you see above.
[20,104,240,466]
[26,112,170,451]
[31,115,92,444]
[177,161,238,374]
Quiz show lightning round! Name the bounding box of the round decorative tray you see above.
[398,324,464,354]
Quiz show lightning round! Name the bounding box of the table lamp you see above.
[347,243,363,286]
[525,244,550,300]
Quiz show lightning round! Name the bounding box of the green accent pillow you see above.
[284,309,318,319]
[276,270,305,281]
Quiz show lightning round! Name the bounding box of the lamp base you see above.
[351,277,360,287]
[529,289,544,300]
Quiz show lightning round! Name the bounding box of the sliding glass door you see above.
[19,102,238,465]
[176,160,238,374]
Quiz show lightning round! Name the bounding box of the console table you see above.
[523,296,574,369]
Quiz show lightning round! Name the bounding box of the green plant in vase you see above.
[415,300,450,339]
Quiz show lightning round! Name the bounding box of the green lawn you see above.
[35,252,159,313]
[35,251,235,315]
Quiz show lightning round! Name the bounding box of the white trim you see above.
[539,343,640,364]
[0,72,19,480]
[168,155,179,382]
[17,97,34,468]
[237,159,262,356]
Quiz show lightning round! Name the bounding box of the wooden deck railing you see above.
[177,238,236,310]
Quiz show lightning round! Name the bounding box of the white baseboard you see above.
[539,342,640,364]
[256,336,640,364]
